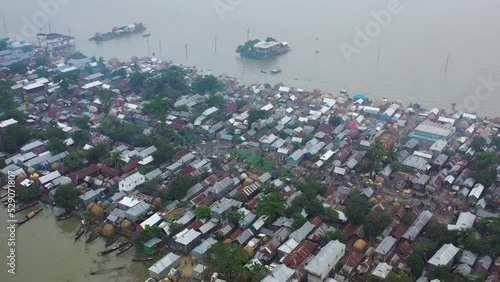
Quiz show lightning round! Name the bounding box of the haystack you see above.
[90,204,104,217]
[101,224,115,237]
[120,219,132,232]
[353,239,367,253]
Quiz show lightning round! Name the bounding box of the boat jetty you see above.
[89,22,146,42]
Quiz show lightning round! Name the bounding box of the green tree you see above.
[15,183,43,203]
[324,229,345,243]
[0,124,31,153]
[87,143,110,163]
[256,192,286,218]
[8,61,28,74]
[109,151,126,170]
[195,205,212,219]
[205,243,249,278]
[97,89,113,114]
[225,210,245,225]
[53,71,80,91]
[386,269,412,282]
[46,122,66,139]
[364,212,391,238]
[137,225,164,244]
[475,152,498,170]
[169,222,185,236]
[247,109,269,128]
[323,207,339,223]
[163,175,200,201]
[407,239,434,278]
[47,137,67,155]
[206,93,225,108]
[1,109,26,123]
[329,116,343,126]
[245,261,271,282]
[236,39,260,58]
[143,98,174,120]
[54,185,80,210]
[471,137,487,152]
[304,199,325,217]
[74,116,90,129]
[70,130,91,145]
[292,212,307,230]
[64,149,87,170]
[424,221,456,246]
[345,190,372,225]
[192,75,223,94]
[474,169,496,187]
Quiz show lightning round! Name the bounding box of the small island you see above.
[236,37,290,60]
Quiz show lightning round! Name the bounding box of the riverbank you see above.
[0,205,149,282]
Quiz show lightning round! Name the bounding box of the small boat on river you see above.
[86,231,100,243]
[99,240,130,255]
[104,235,119,247]
[132,256,155,262]
[74,224,85,241]
[18,208,43,225]
[271,67,282,74]
[14,201,38,213]
[56,213,72,221]
[116,243,133,255]
[89,266,125,275]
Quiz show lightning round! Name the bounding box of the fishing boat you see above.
[14,201,38,213]
[99,240,130,255]
[89,266,125,276]
[116,243,133,255]
[74,224,85,241]
[132,256,155,262]
[0,192,8,199]
[17,208,43,225]
[104,235,119,247]
[260,70,267,74]
[86,231,100,243]
[56,213,72,221]
[271,67,281,74]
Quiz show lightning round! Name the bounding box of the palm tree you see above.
[387,144,399,165]
[109,152,126,170]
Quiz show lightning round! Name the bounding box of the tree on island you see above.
[54,185,80,210]
[204,243,249,279]
[236,39,260,58]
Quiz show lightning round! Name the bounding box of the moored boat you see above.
[0,192,8,199]
[56,213,72,221]
[89,266,125,276]
[132,256,155,262]
[99,240,130,255]
[14,201,38,213]
[17,208,43,225]
[74,224,85,241]
[116,243,133,255]
[89,23,146,42]
[104,235,119,247]
[86,231,100,243]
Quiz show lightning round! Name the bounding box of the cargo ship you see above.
[89,22,146,42]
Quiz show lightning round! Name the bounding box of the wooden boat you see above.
[2,198,17,206]
[74,224,85,241]
[115,243,133,255]
[17,208,43,225]
[132,256,155,262]
[89,266,125,275]
[0,192,8,199]
[86,231,100,243]
[14,201,38,213]
[99,240,130,255]
[104,235,119,247]
[260,70,267,74]
[56,213,72,221]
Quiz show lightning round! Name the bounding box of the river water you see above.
[2,0,500,117]
[1,0,500,280]
[0,205,150,282]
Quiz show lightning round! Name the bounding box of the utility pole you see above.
[3,17,6,34]
[143,33,151,56]
[68,28,71,36]
[377,44,381,63]
[246,28,250,41]
[48,23,51,33]
[159,40,162,53]
[185,43,188,59]
[445,54,449,72]
[214,36,217,52]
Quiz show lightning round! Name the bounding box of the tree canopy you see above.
[204,243,249,278]
[256,192,286,218]
[87,143,110,163]
[8,61,28,75]
[15,183,42,203]
[192,75,223,94]
[386,269,413,282]
[364,212,391,238]
[329,116,343,126]
[345,190,372,225]
[70,130,91,145]
[169,222,185,236]
[64,149,87,170]
[225,210,245,225]
[195,205,212,219]
[247,109,269,127]
[54,185,80,210]
[0,124,31,153]
[323,207,339,223]
[47,137,67,155]
[137,225,164,244]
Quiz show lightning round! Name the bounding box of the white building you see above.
[119,172,146,192]
[305,240,346,282]
[36,33,75,50]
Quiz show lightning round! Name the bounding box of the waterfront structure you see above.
[253,41,289,59]
[36,33,75,51]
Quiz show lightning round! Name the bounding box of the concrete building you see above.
[304,240,346,282]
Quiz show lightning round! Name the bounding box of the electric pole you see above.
[185,44,188,59]
[215,36,217,52]
[246,28,250,41]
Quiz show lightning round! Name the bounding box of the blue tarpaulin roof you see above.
[354,94,367,100]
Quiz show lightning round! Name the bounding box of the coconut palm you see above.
[387,144,399,165]
[109,152,126,170]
